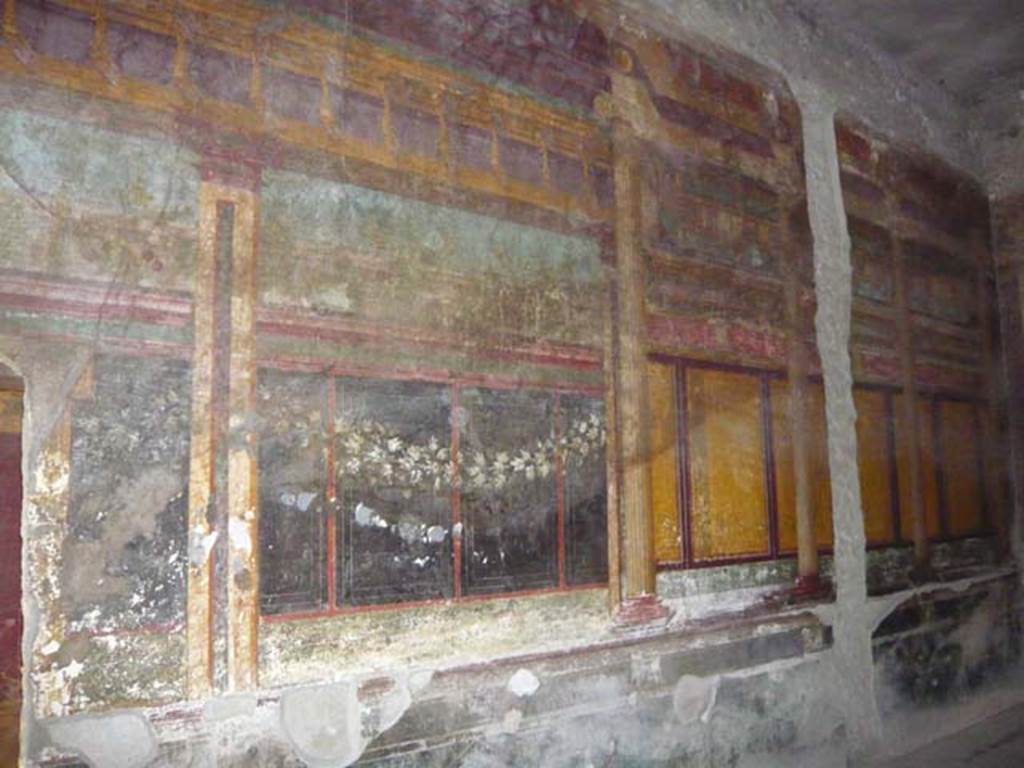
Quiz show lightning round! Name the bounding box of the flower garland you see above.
[335,419,454,492]
[333,411,605,492]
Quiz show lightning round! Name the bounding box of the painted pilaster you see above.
[993,195,1024,579]
[603,275,623,611]
[186,186,218,699]
[893,238,929,572]
[188,178,260,696]
[611,121,658,609]
[224,187,259,692]
[603,52,668,624]
[974,230,1004,548]
[786,252,820,592]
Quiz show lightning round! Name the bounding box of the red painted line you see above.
[555,393,566,588]
[325,377,338,609]
[761,376,780,560]
[253,354,603,395]
[256,308,601,372]
[677,363,694,567]
[0,268,191,308]
[0,269,192,326]
[451,384,463,599]
[0,291,191,327]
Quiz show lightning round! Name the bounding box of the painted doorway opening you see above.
[0,364,23,764]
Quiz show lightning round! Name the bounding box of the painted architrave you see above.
[0,0,610,228]
[188,182,259,697]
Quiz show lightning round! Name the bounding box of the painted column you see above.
[993,195,1024,576]
[785,241,820,592]
[893,239,929,572]
[611,120,658,612]
[603,274,623,611]
[974,230,1004,550]
[605,57,668,623]
[796,89,881,755]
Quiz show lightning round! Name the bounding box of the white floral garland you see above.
[334,412,605,492]
[336,419,454,492]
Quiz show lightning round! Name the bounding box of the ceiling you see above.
[788,0,1024,106]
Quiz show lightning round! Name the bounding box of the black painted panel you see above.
[257,370,327,615]
[336,377,453,606]
[563,393,608,585]
[68,355,191,631]
[461,387,557,595]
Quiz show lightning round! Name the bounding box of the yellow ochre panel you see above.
[940,400,984,536]
[686,369,769,561]
[647,361,682,563]
[894,394,942,540]
[772,380,833,553]
[854,388,895,545]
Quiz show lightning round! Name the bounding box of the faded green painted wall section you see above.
[0,110,198,291]
[260,589,610,689]
[260,170,605,346]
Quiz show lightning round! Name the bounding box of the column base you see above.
[763,573,831,609]
[791,573,830,599]
[613,594,673,631]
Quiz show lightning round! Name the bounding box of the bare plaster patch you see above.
[507,668,541,698]
[46,712,157,768]
[188,526,218,567]
[280,681,364,768]
[64,465,180,606]
[672,674,718,724]
[203,693,258,723]
[280,670,431,768]
[228,516,252,555]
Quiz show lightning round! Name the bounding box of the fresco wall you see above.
[0,1,1017,766]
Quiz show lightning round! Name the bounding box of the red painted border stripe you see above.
[256,306,602,372]
[325,377,338,609]
[451,384,463,599]
[254,353,603,395]
[555,393,566,588]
